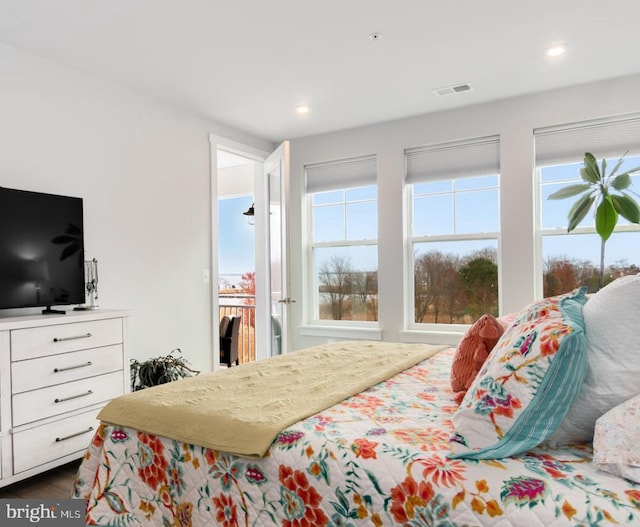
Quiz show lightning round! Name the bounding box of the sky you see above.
[218,195,254,285]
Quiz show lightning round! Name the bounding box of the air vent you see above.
[434,83,473,96]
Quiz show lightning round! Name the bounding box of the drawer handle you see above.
[55,426,95,442]
[54,390,93,403]
[54,361,93,373]
[53,332,92,343]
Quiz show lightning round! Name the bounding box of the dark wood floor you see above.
[0,460,81,499]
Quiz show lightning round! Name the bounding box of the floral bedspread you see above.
[73,347,640,526]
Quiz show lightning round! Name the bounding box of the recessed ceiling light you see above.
[544,43,567,57]
[296,105,310,115]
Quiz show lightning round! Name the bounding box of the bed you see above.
[73,340,640,526]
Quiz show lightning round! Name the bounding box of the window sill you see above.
[400,329,464,347]
[298,324,382,341]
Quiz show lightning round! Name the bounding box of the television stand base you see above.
[42,307,66,315]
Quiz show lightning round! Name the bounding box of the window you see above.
[306,155,378,322]
[536,115,640,296]
[406,136,500,325]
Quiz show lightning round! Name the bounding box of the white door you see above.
[264,142,291,356]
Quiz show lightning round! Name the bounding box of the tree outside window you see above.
[410,174,500,325]
[310,186,378,322]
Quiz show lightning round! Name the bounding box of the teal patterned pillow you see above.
[448,287,588,459]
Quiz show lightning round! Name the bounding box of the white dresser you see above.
[0,309,130,488]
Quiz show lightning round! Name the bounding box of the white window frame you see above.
[302,155,380,335]
[404,136,501,332]
[534,114,640,298]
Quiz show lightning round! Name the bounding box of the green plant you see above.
[130,348,200,391]
[548,151,640,289]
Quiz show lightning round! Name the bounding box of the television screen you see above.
[0,187,85,312]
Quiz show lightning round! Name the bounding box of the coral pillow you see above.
[450,314,504,404]
[449,287,588,460]
[550,274,640,445]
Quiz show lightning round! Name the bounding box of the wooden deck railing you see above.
[219,294,255,365]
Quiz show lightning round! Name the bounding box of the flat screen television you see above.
[0,187,85,314]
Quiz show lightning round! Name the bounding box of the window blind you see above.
[405,135,500,184]
[535,114,640,167]
[305,154,376,193]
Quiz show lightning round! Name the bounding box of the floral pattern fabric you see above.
[450,288,588,459]
[593,393,640,484]
[73,347,640,526]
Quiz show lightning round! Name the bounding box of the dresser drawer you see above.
[13,410,99,473]
[12,371,124,427]
[12,344,124,394]
[11,318,123,361]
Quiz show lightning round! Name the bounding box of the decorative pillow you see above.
[497,312,517,332]
[448,287,588,459]
[450,314,504,404]
[550,274,640,445]
[593,393,640,484]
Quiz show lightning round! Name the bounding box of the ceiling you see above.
[1,1,640,142]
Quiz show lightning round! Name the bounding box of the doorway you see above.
[216,149,259,366]
[210,136,290,370]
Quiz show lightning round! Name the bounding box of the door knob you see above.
[278,298,296,304]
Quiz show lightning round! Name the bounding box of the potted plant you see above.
[130,348,200,391]
[548,151,640,289]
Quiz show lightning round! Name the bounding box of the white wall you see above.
[289,73,640,351]
[0,43,274,372]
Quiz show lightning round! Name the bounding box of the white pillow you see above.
[550,274,640,445]
[593,393,640,484]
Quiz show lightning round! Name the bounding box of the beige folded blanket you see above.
[98,340,446,458]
